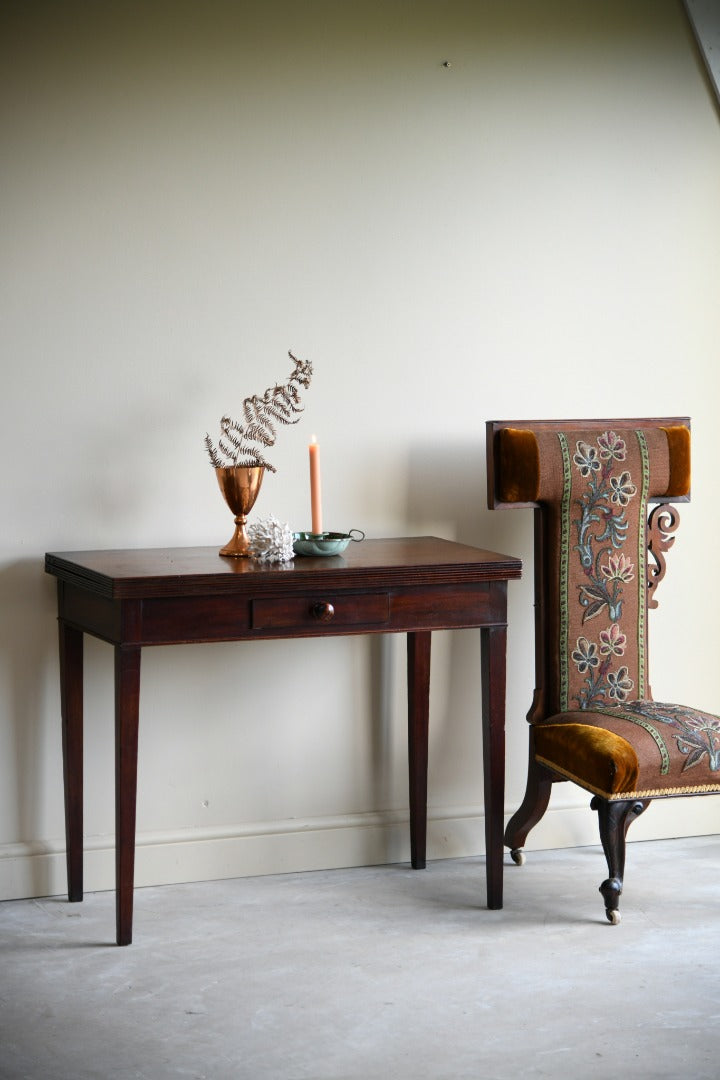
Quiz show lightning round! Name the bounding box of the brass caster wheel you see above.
[606,909,621,925]
[510,848,525,866]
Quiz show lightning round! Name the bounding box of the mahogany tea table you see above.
[45,537,521,944]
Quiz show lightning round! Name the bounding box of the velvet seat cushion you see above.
[534,700,720,799]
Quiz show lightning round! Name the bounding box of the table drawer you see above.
[252,592,390,631]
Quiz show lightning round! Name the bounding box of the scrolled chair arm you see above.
[647,503,681,610]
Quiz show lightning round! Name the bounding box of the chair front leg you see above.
[504,734,555,863]
[591,796,649,924]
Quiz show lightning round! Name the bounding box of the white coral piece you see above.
[247,515,294,563]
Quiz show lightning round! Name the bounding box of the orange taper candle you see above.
[309,435,323,535]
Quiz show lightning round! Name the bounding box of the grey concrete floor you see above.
[3,836,720,1080]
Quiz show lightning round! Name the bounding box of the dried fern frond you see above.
[219,426,245,452]
[204,433,225,469]
[204,350,313,472]
[288,350,313,388]
[244,422,275,447]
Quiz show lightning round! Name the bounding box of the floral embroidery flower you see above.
[572,636,599,673]
[607,666,634,702]
[609,470,637,506]
[643,704,720,772]
[601,553,635,583]
[599,623,627,657]
[573,441,601,477]
[605,702,720,774]
[597,431,626,462]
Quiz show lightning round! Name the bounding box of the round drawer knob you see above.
[311,601,335,622]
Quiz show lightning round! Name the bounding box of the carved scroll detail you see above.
[647,504,680,609]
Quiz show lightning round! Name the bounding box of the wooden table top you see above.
[45,536,522,599]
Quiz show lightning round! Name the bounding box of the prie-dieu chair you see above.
[487,418,720,923]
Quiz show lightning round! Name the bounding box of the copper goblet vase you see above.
[215,465,265,557]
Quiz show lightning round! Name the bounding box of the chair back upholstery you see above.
[487,419,691,721]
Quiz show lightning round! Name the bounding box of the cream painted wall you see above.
[2,0,719,901]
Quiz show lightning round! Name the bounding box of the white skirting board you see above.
[2,796,718,902]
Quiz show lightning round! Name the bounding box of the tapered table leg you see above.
[115,645,141,946]
[481,621,508,909]
[59,621,83,902]
[407,630,432,869]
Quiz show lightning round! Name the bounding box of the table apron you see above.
[59,580,509,646]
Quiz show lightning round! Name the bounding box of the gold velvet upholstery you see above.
[487,417,719,923]
[534,723,639,796]
[662,425,691,498]
[496,428,540,504]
